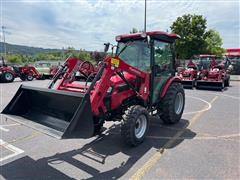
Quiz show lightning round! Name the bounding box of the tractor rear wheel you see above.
[121,105,149,146]
[159,82,185,124]
[3,71,14,83]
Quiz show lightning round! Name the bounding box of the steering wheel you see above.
[78,61,94,78]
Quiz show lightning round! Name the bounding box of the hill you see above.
[0,42,60,55]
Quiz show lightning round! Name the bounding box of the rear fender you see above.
[160,76,181,98]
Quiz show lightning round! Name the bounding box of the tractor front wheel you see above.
[121,105,149,146]
[26,73,34,81]
[159,82,185,124]
[224,77,230,87]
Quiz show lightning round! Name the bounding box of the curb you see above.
[230,75,240,81]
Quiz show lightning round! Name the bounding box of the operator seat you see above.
[12,66,20,73]
[187,60,197,69]
[210,59,218,69]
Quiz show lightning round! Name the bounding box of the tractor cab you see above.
[195,54,216,70]
[115,31,178,73]
[115,31,179,103]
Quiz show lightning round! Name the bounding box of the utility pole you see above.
[144,0,147,33]
[2,26,6,60]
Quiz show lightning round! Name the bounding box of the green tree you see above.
[7,54,23,64]
[35,52,61,61]
[170,14,207,59]
[204,29,225,56]
[130,27,140,34]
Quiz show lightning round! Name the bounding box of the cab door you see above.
[152,40,174,104]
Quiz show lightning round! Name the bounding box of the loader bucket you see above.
[196,80,224,91]
[1,85,94,139]
[181,80,194,89]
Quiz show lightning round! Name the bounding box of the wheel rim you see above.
[28,74,33,80]
[135,114,147,139]
[5,73,13,81]
[174,92,184,115]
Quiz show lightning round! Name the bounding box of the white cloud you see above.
[1,0,239,50]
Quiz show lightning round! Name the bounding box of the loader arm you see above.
[90,56,150,116]
[28,66,41,78]
[56,57,83,88]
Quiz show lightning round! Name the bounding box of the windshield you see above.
[117,40,150,72]
[194,57,214,69]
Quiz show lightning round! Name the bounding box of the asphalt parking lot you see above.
[0,79,239,179]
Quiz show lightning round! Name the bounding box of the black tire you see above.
[224,77,230,87]
[159,82,185,124]
[121,105,149,146]
[3,71,14,83]
[93,118,104,135]
[26,73,34,81]
[36,74,45,80]
[20,74,27,81]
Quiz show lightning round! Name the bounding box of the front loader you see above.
[2,31,185,146]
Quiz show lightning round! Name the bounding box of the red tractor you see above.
[50,60,98,81]
[178,60,198,88]
[196,58,230,90]
[0,57,41,83]
[2,31,185,146]
[225,48,240,75]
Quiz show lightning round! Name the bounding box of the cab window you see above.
[118,40,150,72]
[154,41,172,76]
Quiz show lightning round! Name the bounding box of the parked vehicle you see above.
[225,48,240,75]
[34,61,61,79]
[0,57,40,83]
[196,58,230,90]
[178,60,198,88]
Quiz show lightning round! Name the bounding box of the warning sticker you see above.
[111,58,120,67]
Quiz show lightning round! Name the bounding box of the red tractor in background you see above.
[2,31,185,146]
[178,60,198,88]
[49,59,98,81]
[0,57,41,83]
[225,48,240,75]
[196,57,230,90]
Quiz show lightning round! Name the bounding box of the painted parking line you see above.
[0,123,20,132]
[183,96,212,115]
[131,96,218,180]
[0,123,20,127]
[0,139,24,162]
[0,126,9,132]
[147,133,240,141]
[210,93,240,100]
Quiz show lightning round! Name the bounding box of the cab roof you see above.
[116,31,180,43]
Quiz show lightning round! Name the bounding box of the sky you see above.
[0,0,239,51]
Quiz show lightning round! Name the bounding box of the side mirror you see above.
[104,43,110,53]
